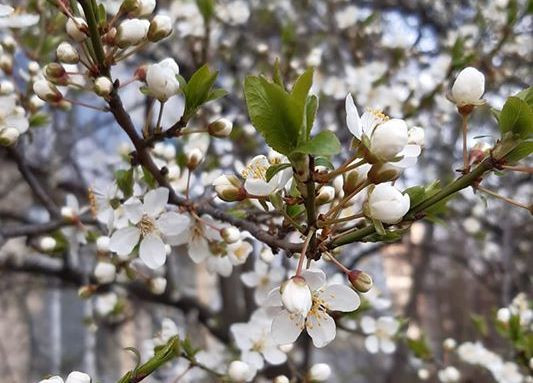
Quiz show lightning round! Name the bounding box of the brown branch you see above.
[1,216,96,239]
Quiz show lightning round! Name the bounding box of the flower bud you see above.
[56,42,79,64]
[0,80,14,94]
[94,76,113,97]
[60,206,76,220]
[66,17,88,42]
[38,375,64,383]
[370,118,409,162]
[343,166,367,195]
[148,15,172,42]
[316,185,335,204]
[451,67,485,108]
[150,277,167,295]
[418,369,430,380]
[496,307,511,324]
[39,236,57,251]
[44,63,68,85]
[281,276,312,316]
[29,94,45,111]
[348,269,373,292]
[2,36,15,52]
[366,184,410,224]
[437,366,460,383]
[0,127,19,146]
[367,163,401,184]
[228,360,252,382]
[117,19,150,48]
[213,174,245,202]
[0,54,12,73]
[443,338,457,351]
[186,148,203,169]
[309,363,331,382]
[145,58,180,101]
[274,376,289,383]
[65,371,91,383]
[221,226,240,244]
[208,118,233,138]
[33,79,63,103]
[121,0,156,16]
[28,61,40,76]
[96,236,110,252]
[94,262,116,284]
[469,142,491,165]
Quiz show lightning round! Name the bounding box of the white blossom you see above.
[228,360,255,382]
[241,155,292,196]
[94,262,116,284]
[66,17,87,42]
[451,67,485,106]
[360,315,399,354]
[438,366,461,383]
[117,19,150,47]
[309,363,332,381]
[145,58,180,101]
[109,188,190,269]
[366,183,410,224]
[267,269,360,348]
[281,276,313,316]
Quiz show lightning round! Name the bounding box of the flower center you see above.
[368,108,389,122]
[241,162,268,180]
[307,291,329,323]
[138,214,156,236]
[251,339,265,352]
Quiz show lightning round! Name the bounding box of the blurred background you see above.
[0,0,531,382]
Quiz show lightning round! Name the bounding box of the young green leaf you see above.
[292,131,341,156]
[182,64,221,120]
[266,163,292,182]
[499,96,533,138]
[115,168,134,198]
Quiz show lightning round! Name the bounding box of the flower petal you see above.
[109,227,140,255]
[345,94,362,138]
[241,271,260,287]
[123,197,143,224]
[156,212,190,237]
[242,350,264,370]
[306,313,336,348]
[301,269,326,291]
[262,346,287,365]
[143,188,169,217]
[365,335,379,353]
[320,284,361,312]
[244,178,276,196]
[139,233,167,269]
[360,316,376,334]
[188,237,211,263]
[271,310,304,345]
[381,338,397,354]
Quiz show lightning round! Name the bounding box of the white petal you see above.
[398,144,421,157]
[264,287,282,307]
[365,335,379,353]
[380,338,397,354]
[394,155,418,168]
[242,350,264,370]
[320,284,361,312]
[123,197,143,224]
[139,233,167,269]
[143,188,169,216]
[271,310,304,345]
[360,316,376,334]
[188,237,211,263]
[0,5,14,17]
[262,346,287,365]
[345,94,362,138]
[165,228,189,246]
[377,316,399,335]
[306,313,336,348]
[241,271,260,287]
[156,212,190,236]
[244,178,276,196]
[109,227,140,255]
[301,269,326,291]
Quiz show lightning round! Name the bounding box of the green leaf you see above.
[269,192,284,210]
[514,86,533,108]
[29,113,49,128]
[505,141,533,163]
[244,76,300,154]
[273,58,284,88]
[292,131,341,156]
[471,313,489,337]
[405,186,426,207]
[266,163,292,182]
[182,64,220,120]
[499,96,533,138]
[291,68,314,141]
[206,88,228,102]
[115,168,134,198]
[407,336,432,360]
[365,229,406,243]
[315,156,334,170]
[304,95,318,139]
[195,0,215,22]
[372,218,386,236]
[286,204,305,218]
[142,166,157,188]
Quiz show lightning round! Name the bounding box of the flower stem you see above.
[296,228,315,277]
[461,113,470,173]
[501,165,533,174]
[325,252,350,273]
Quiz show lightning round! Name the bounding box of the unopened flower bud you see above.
[208,118,233,138]
[281,276,312,316]
[2,35,15,52]
[186,148,203,169]
[348,269,373,292]
[418,369,430,380]
[94,76,113,97]
[443,338,457,351]
[150,277,167,295]
[451,67,485,108]
[0,127,19,146]
[274,376,290,383]
[121,0,156,16]
[496,307,511,324]
[94,262,116,284]
[368,163,401,184]
[148,14,172,42]
[309,363,331,382]
[0,80,14,94]
[33,80,63,103]
[221,226,240,243]
[66,17,88,42]
[228,360,252,382]
[366,184,410,224]
[28,61,40,76]
[117,19,150,48]
[61,206,76,220]
[65,371,91,383]
[39,236,57,251]
[145,58,180,101]
[316,185,335,204]
[96,236,110,252]
[213,174,245,202]
[44,63,68,85]
[56,42,79,64]
[0,54,12,73]
[30,94,45,111]
[469,142,491,165]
